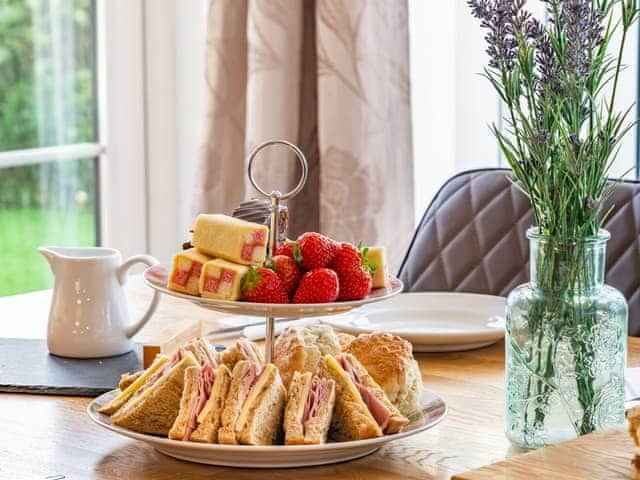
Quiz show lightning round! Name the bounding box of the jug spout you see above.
[38,246,61,271]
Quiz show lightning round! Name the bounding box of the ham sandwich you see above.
[168,362,231,443]
[319,353,408,441]
[218,361,285,445]
[283,371,336,444]
[110,349,199,435]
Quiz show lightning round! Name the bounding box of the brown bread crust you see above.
[111,353,199,436]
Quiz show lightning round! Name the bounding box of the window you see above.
[0,0,100,296]
[408,1,639,225]
[0,0,207,296]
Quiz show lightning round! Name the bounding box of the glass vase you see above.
[505,228,627,449]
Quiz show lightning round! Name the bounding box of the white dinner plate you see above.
[87,389,447,468]
[322,292,506,352]
[143,264,403,318]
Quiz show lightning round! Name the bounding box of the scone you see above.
[628,406,640,476]
[273,325,341,389]
[220,339,264,369]
[338,332,355,351]
[344,331,422,417]
[630,406,640,445]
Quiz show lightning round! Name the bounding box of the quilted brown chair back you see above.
[398,168,640,336]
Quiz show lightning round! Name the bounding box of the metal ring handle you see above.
[247,139,308,200]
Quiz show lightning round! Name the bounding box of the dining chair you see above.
[398,168,640,336]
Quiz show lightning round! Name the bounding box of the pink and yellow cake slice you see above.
[367,246,389,288]
[199,258,249,300]
[168,248,212,295]
[192,214,268,266]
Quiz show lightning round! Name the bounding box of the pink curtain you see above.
[194,0,414,270]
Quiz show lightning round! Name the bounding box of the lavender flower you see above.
[467,0,639,240]
[536,32,562,94]
[555,0,604,77]
[468,0,528,71]
[471,1,606,96]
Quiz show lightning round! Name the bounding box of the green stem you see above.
[510,329,581,438]
[609,25,629,116]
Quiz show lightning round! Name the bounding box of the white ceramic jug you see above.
[39,246,161,358]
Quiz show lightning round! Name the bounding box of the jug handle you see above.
[117,254,162,338]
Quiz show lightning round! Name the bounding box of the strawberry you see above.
[297,232,338,270]
[274,241,300,261]
[293,268,339,304]
[328,242,373,301]
[241,266,289,303]
[266,255,301,296]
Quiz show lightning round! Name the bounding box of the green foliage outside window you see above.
[0,0,97,296]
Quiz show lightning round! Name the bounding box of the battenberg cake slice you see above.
[367,246,389,288]
[168,248,212,295]
[199,258,249,300]
[192,214,269,266]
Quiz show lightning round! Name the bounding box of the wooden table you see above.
[0,277,637,480]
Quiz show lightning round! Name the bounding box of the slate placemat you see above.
[0,338,142,396]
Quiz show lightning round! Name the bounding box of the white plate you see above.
[322,292,506,352]
[87,389,447,468]
[144,264,403,318]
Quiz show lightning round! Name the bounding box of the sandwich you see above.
[220,339,264,368]
[218,361,286,445]
[184,336,219,367]
[118,370,144,391]
[273,325,341,389]
[114,337,217,393]
[283,371,335,445]
[319,353,409,441]
[99,354,169,415]
[110,349,199,435]
[344,331,423,417]
[168,363,231,442]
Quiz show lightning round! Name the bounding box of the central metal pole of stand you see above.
[247,139,307,365]
[264,192,281,364]
[265,317,275,364]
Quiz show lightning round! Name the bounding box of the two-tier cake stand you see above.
[89,140,448,468]
[143,139,403,363]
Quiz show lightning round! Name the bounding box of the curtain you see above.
[194,0,414,271]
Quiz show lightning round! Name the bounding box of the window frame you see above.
[408,1,640,224]
[97,0,148,258]
[0,0,104,258]
[0,0,149,261]
[97,0,207,261]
